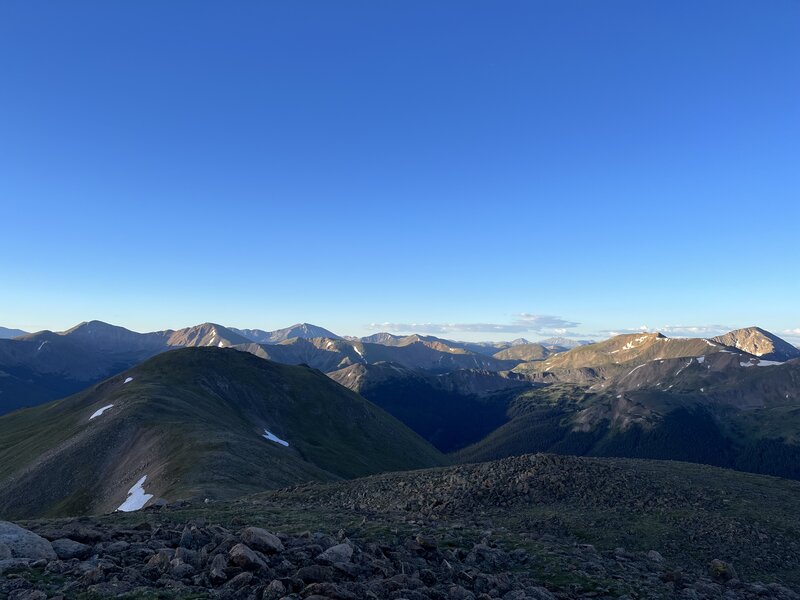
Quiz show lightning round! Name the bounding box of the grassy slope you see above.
[0,348,446,519]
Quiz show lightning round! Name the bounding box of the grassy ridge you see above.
[0,348,447,519]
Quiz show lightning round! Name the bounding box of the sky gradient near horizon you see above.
[1,1,799,343]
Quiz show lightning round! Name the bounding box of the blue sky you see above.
[1,1,798,342]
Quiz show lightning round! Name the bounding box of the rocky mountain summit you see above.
[711,327,800,362]
[2,453,800,599]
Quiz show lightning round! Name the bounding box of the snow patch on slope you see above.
[117,476,153,512]
[741,359,783,368]
[263,429,289,446]
[89,404,114,420]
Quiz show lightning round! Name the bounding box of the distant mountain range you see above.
[0,321,528,414]
[232,323,340,344]
[2,319,800,518]
[2,320,798,416]
[536,336,594,350]
[0,326,27,339]
[3,318,800,489]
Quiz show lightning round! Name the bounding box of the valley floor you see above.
[3,454,800,599]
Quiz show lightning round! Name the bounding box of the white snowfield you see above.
[741,359,782,368]
[124,377,134,384]
[263,429,289,446]
[353,346,366,361]
[89,404,114,420]
[117,475,153,512]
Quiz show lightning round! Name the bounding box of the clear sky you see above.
[1,1,798,343]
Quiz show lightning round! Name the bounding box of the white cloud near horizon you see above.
[368,313,582,336]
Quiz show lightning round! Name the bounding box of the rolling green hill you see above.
[0,348,446,519]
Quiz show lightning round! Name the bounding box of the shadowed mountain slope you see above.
[0,348,446,519]
[329,362,534,452]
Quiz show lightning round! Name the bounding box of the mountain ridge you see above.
[0,326,27,339]
[0,347,446,518]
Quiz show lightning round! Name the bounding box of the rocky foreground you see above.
[2,517,797,600]
[2,454,800,599]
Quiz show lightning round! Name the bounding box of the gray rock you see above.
[0,522,56,561]
[416,534,437,550]
[51,538,92,560]
[240,526,284,554]
[106,540,130,553]
[228,543,266,570]
[466,543,510,570]
[171,561,195,579]
[449,584,475,600]
[317,542,354,563]
[209,553,228,583]
[525,587,557,600]
[0,558,31,575]
[296,564,336,583]
[0,542,11,559]
[226,571,254,589]
[179,526,194,548]
[9,591,48,600]
[263,579,287,599]
[709,559,738,583]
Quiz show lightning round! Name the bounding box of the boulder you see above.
[208,553,229,583]
[317,543,353,564]
[240,527,284,554]
[263,579,287,599]
[0,522,56,561]
[296,564,336,583]
[709,559,738,583]
[51,538,92,560]
[228,543,266,570]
